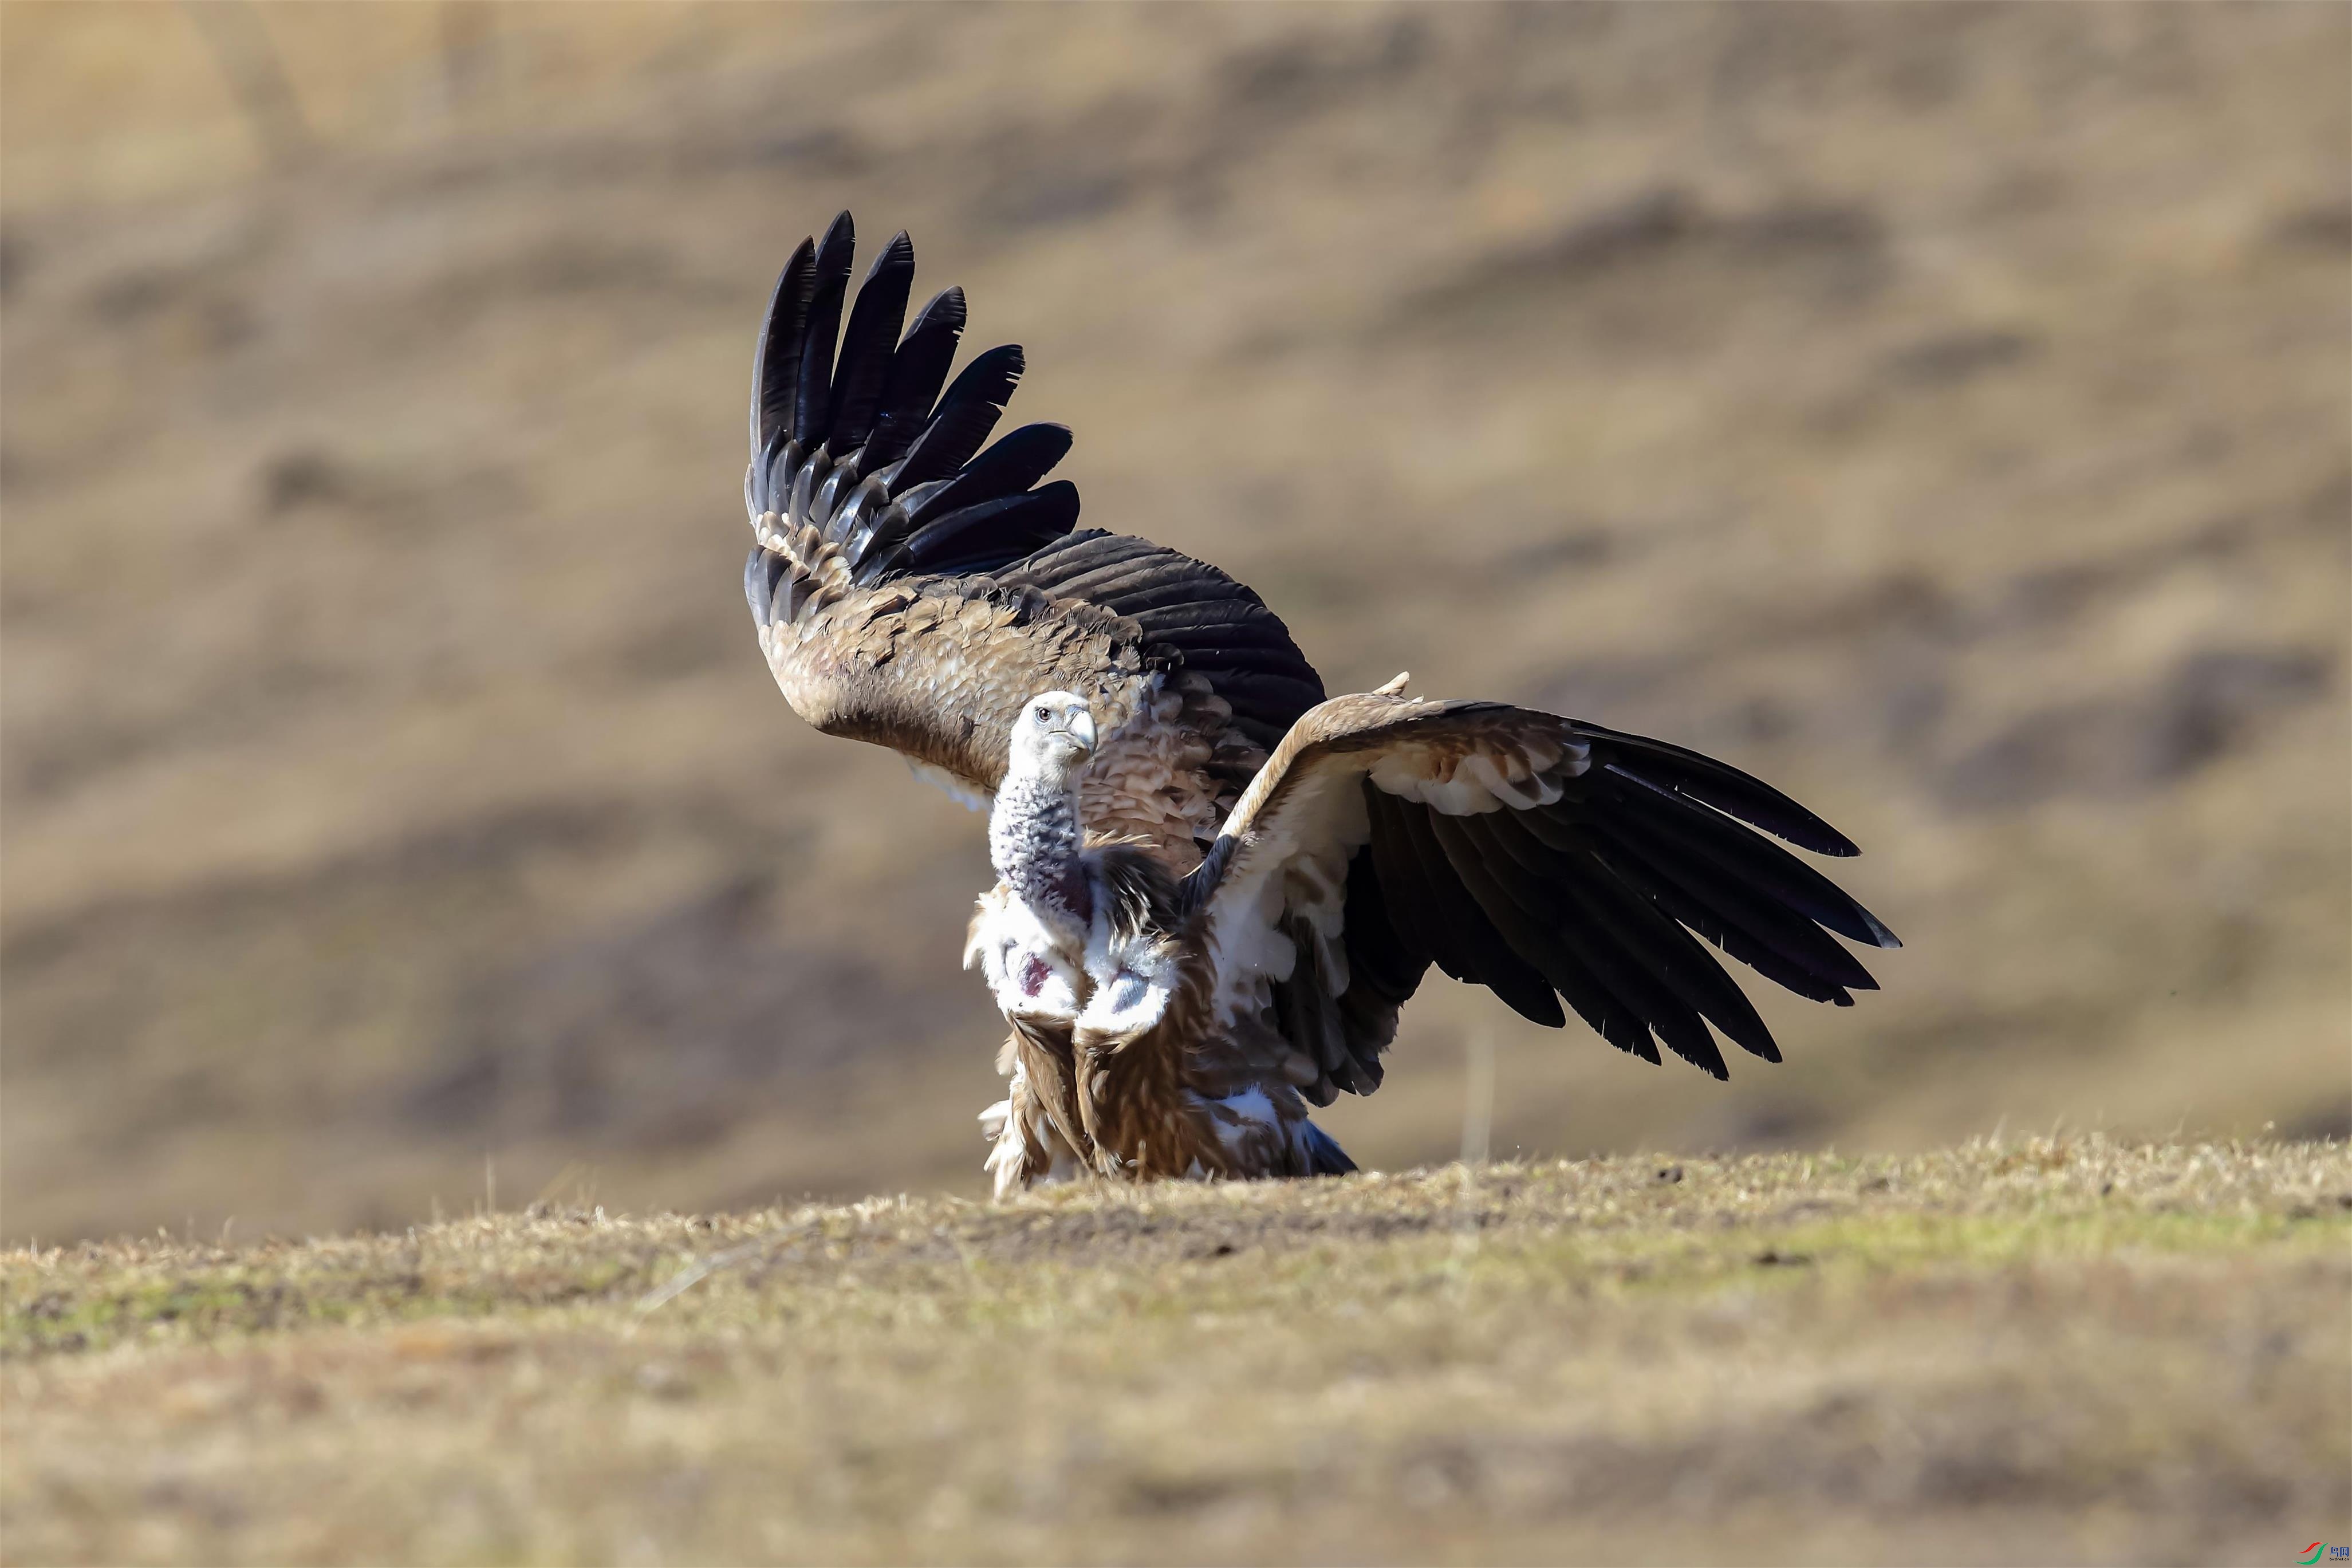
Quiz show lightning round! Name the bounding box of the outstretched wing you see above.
[1185,692,1899,1092]
[742,214,1325,845]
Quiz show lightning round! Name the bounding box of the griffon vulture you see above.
[742,214,1897,1191]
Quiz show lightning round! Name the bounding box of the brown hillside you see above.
[2,4,2346,1242]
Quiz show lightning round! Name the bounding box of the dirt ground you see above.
[4,1136,2346,1564]
[3,5,2348,1245]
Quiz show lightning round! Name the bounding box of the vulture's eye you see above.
[1033,704,1050,722]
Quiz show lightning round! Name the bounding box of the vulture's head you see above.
[1010,690,1096,780]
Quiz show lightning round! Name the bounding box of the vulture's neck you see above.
[991,758,1093,935]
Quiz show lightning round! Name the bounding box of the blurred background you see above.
[3,2,2344,1246]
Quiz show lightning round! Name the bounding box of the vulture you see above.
[742,212,1898,1193]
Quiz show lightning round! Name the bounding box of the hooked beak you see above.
[1066,709,1097,757]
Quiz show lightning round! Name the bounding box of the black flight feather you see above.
[1179,669,1327,721]
[826,230,916,456]
[744,546,785,627]
[1581,722,1865,858]
[1000,546,1163,601]
[1387,801,1565,1027]
[1333,841,1424,1088]
[1128,598,1294,637]
[1068,576,1277,617]
[1589,838,1859,1006]
[1038,554,1218,601]
[1447,813,1661,1063]
[1429,813,1607,1017]
[1443,810,1736,1064]
[893,345,1025,489]
[1529,861,1729,1076]
[904,482,1082,572]
[1142,629,1305,665]
[1141,644,1318,676]
[1545,833,1779,1063]
[901,423,1073,527]
[1475,807,1781,1061]
[1042,564,1191,605]
[999,528,1152,584]
[1362,790,1451,970]
[793,212,856,447]
[861,287,967,474]
[1514,794,1859,1006]
[1586,816,1881,993]
[1600,765,1899,948]
[1453,809,1720,1071]
[750,237,818,460]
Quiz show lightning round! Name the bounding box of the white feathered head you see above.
[1008,690,1096,779]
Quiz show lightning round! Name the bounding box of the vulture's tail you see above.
[1298,1120,1357,1177]
[744,211,1081,608]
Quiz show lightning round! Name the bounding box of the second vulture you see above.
[741,212,1898,1192]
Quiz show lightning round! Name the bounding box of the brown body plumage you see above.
[742,215,1901,1192]
[974,832,1329,1192]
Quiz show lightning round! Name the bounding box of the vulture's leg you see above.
[983,1047,1083,1197]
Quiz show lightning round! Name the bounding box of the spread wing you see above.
[1185,692,1900,1091]
[741,213,1323,846]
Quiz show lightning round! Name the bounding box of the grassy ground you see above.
[4,1136,2345,1565]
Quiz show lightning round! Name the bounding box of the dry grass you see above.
[5,1136,2346,1564]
